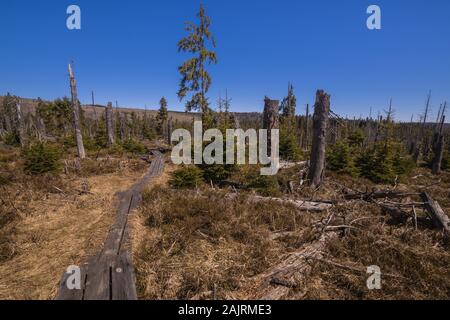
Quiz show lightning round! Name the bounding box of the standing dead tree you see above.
[413,90,431,163]
[263,97,280,153]
[106,102,115,147]
[304,103,310,150]
[308,90,330,189]
[68,63,86,159]
[15,98,26,147]
[431,115,445,175]
[119,113,127,142]
[167,117,173,146]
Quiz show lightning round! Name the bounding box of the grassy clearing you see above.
[133,165,450,300]
[133,186,321,299]
[0,148,148,299]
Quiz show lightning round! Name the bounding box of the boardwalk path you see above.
[56,150,165,300]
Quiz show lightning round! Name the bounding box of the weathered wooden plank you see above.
[111,252,138,300]
[83,255,111,300]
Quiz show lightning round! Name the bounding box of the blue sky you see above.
[1,0,449,121]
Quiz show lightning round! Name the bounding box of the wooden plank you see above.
[111,252,138,300]
[421,192,450,235]
[82,255,111,300]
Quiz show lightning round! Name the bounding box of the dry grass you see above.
[132,165,450,300]
[0,157,147,300]
[132,185,325,300]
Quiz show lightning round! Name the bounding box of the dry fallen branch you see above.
[420,192,450,236]
[248,232,339,300]
[249,195,333,212]
[278,161,308,170]
[344,190,420,201]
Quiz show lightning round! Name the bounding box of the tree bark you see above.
[167,117,173,146]
[421,192,450,236]
[69,64,86,159]
[431,116,445,175]
[431,134,444,175]
[15,99,26,147]
[119,113,127,142]
[263,97,280,153]
[249,232,338,300]
[106,102,115,147]
[304,103,309,150]
[308,90,330,189]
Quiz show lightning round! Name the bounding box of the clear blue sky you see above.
[1,0,449,121]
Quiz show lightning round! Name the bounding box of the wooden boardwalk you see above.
[56,150,165,300]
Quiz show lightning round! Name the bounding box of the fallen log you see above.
[249,232,338,300]
[344,190,420,201]
[279,161,308,170]
[248,195,333,212]
[378,203,410,223]
[420,192,450,236]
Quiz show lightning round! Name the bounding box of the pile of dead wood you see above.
[239,188,448,300]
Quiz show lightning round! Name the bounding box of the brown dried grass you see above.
[0,158,147,299]
[132,166,450,300]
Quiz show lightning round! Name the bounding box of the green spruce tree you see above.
[157,97,168,135]
[177,4,218,129]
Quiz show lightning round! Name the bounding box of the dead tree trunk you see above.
[431,116,445,175]
[15,99,26,147]
[36,114,46,141]
[106,102,115,147]
[119,113,126,142]
[413,91,431,163]
[421,192,450,236]
[308,90,330,189]
[304,103,310,150]
[167,117,173,146]
[68,64,86,159]
[249,232,338,299]
[263,97,280,153]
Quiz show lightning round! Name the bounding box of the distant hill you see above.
[0,96,262,126]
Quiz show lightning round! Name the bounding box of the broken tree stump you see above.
[308,90,330,188]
